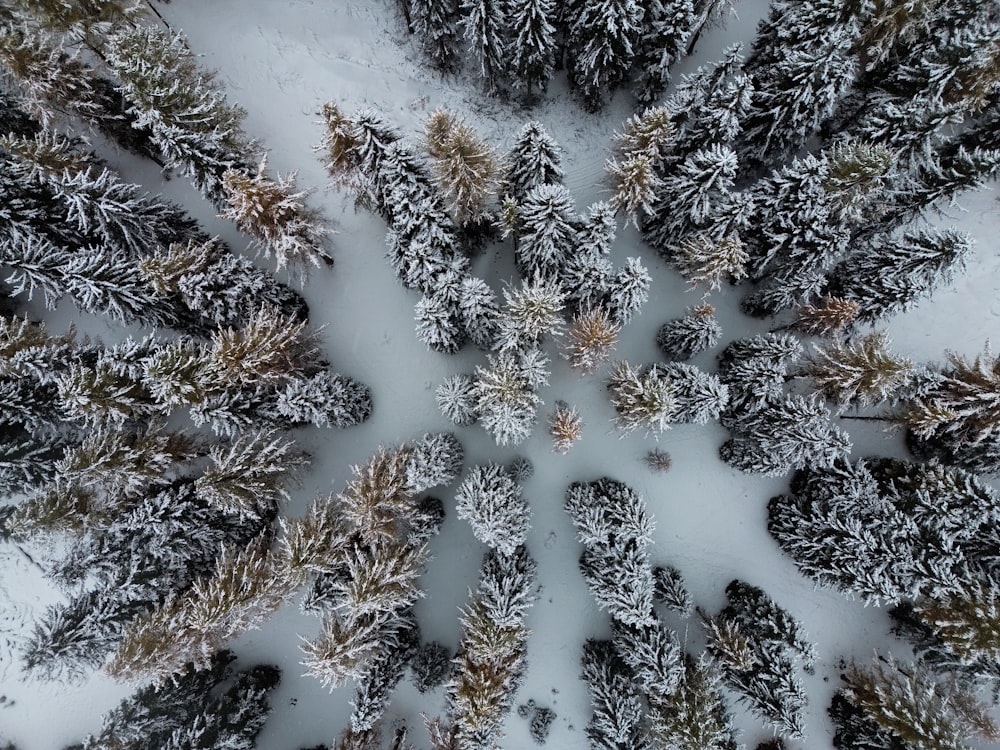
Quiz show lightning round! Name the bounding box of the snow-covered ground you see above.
[2,1,999,748]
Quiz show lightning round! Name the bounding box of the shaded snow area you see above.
[2,0,1000,749]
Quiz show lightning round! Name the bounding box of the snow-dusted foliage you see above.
[805,331,916,410]
[500,121,563,204]
[830,656,998,750]
[103,25,257,204]
[563,307,620,375]
[580,639,652,750]
[656,303,722,361]
[769,457,1000,606]
[704,580,816,739]
[548,400,583,454]
[717,332,803,411]
[454,463,529,555]
[410,0,462,72]
[73,651,280,750]
[424,108,498,224]
[221,157,332,277]
[566,0,644,111]
[608,360,727,436]
[720,393,850,477]
[905,344,1000,473]
[648,655,739,750]
[471,350,546,446]
[443,545,538,749]
[826,228,972,324]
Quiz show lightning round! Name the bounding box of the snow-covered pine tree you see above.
[604,256,650,326]
[446,545,537,749]
[411,640,453,693]
[514,183,577,279]
[565,478,658,628]
[107,534,297,682]
[455,464,530,555]
[566,0,645,111]
[415,291,466,354]
[662,44,752,159]
[21,480,264,681]
[632,0,696,106]
[904,344,1000,474]
[563,307,620,375]
[548,400,583,453]
[72,651,279,750]
[737,0,861,170]
[656,303,722,361]
[831,656,998,750]
[494,272,565,353]
[673,234,748,293]
[890,579,1000,693]
[507,0,558,102]
[273,371,372,429]
[220,157,332,277]
[460,0,508,94]
[717,332,802,410]
[194,430,308,521]
[436,373,479,426]
[103,26,257,205]
[139,237,307,330]
[411,0,462,72]
[648,654,739,750]
[404,432,464,495]
[470,350,546,446]
[651,362,729,424]
[642,144,742,259]
[768,457,1000,605]
[607,360,676,437]
[580,639,652,750]
[424,109,497,225]
[825,227,972,325]
[0,23,156,159]
[500,121,564,206]
[652,565,693,615]
[789,296,860,337]
[720,393,851,477]
[805,331,916,410]
[706,580,815,740]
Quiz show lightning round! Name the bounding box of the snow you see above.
[2,0,999,749]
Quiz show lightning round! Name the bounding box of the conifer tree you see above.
[515,183,577,279]
[706,580,815,740]
[436,373,479,426]
[832,656,998,750]
[424,109,498,225]
[500,121,564,205]
[806,331,917,410]
[607,360,676,437]
[445,546,537,749]
[470,350,546,446]
[826,228,972,324]
[673,234,748,292]
[604,256,650,326]
[220,157,332,277]
[738,0,862,170]
[904,344,1000,474]
[632,0,696,105]
[721,393,851,477]
[648,655,739,750]
[548,400,583,454]
[789,296,861,337]
[507,0,558,101]
[494,273,565,353]
[455,463,529,556]
[642,144,743,258]
[563,307,620,374]
[769,457,1000,605]
[460,0,508,94]
[580,639,652,750]
[656,304,721,361]
[104,26,257,205]
[567,0,645,111]
[73,651,280,750]
[411,0,462,72]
